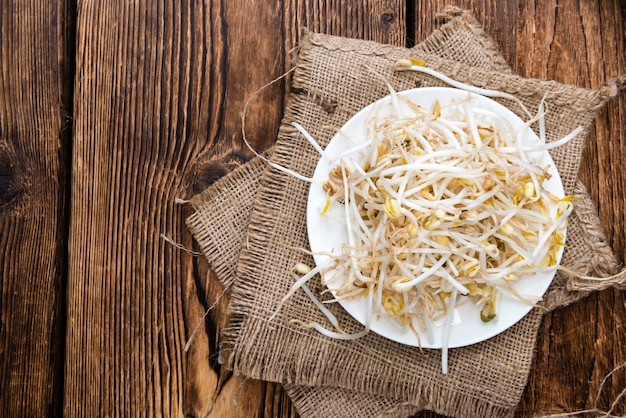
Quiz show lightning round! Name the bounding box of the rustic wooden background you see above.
[0,0,623,417]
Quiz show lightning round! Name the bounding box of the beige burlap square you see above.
[187,11,624,418]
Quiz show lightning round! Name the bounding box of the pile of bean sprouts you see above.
[322,91,571,315]
[263,64,579,374]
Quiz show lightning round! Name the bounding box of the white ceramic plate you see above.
[306,87,566,348]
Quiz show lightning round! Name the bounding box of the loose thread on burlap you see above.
[231,377,254,407]
[160,231,231,351]
[375,400,415,418]
[538,362,626,418]
[349,338,395,366]
[160,233,203,257]
[184,286,233,352]
[241,66,296,162]
[597,74,626,105]
[160,232,226,351]
[435,5,472,22]
[558,264,626,292]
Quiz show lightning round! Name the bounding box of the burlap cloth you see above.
[187,10,626,418]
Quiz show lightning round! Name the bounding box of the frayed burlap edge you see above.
[426,5,513,75]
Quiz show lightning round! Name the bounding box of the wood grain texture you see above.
[189,2,407,417]
[65,0,298,416]
[515,2,626,415]
[414,1,626,417]
[183,0,285,415]
[0,1,73,416]
[282,0,406,48]
[66,0,219,415]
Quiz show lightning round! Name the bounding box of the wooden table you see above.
[1,1,624,416]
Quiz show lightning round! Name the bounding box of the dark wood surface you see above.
[0,1,623,417]
[0,1,74,416]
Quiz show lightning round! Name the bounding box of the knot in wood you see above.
[380,13,395,26]
[0,162,15,204]
[193,163,228,194]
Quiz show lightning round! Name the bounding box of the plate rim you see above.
[306,86,566,348]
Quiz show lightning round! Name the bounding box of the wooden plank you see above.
[414,2,625,417]
[519,1,625,415]
[186,2,407,417]
[0,0,74,416]
[182,1,287,415]
[65,0,292,415]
